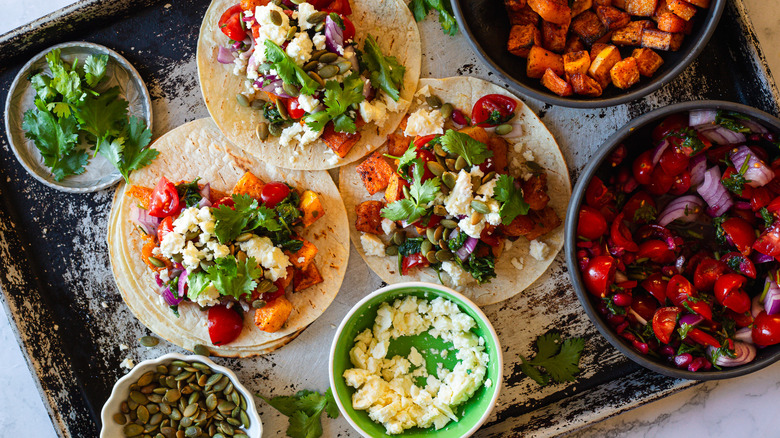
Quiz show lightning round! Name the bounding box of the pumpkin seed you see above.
[166,376,177,388]
[113,413,127,425]
[171,360,189,368]
[427,161,445,177]
[213,434,226,438]
[471,200,490,214]
[442,172,457,188]
[314,21,325,32]
[157,365,169,374]
[235,94,249,107]
[303,60,318,72]
[336,61,352,74]
[425,250,438,264]
[433,205,448,217]
[175,371,193,381]
[291,0,305,4]
[255,122,269,141]
[206,393,218,411]
[286,26,297,40]
[455,156,467,171]
[435,250,453,262]
[231,391,240,406]
[218,400,236,414]
[252,299,266,309]
[206,374,223,388]
[425,228,436,244]
[180,416,193,428]
[199,260,214,271]
[232,406,241,418]
[434,225,444,242]
[139,336,159,348]
[471,175,482,192]
[235,434,249,438]
[227,417,241,427]
[307,11,327,23]
[128,399,139,411]
[282,82,300,98]
[402,185,411,200]
[123,423,145,437]
[185,426,202,438]
[269,10,283,26]
[188,392,201,406]
[155,433,165,438]
[425,94,443,109]
[310,49,327,60]
[275,99,289,119]
[240,410,250,429]
[148,404,160,415]
[441,219,458,229]
[392,231,406,245]
[131,391,149,405]
[438,238,447,249]
[240,396,247,411]
[268,122,285,137]
[385,245,399,256]
[165,389,181,403]
[150,412,163,426]
[257,279,275,293]
[440,103,454,119]
[148,394,163,403]
[434,143,446,157]
[213,376,230,392]
[318,64,339,79]
[138,371,156,387]
[137,404,150,423]
[307,71,325,88]
[160,404,172,416]
[147,256,165,267]
[319,52,338,64]
[495,123,513,135]
[443,228,451,240]
[183,403,198,417]
[471,212,484,225]
[482,171,496,184]
[250,98,266,110]
[421,240,433,256]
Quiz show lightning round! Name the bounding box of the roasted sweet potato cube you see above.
[293,262,323,292]
[509,5,541,26]
[641,28,683,50]
[612,0,627,8]
[563,50,591,76]
[594,0,612,5]
[508,24,542,57]
[127,186,153,210]
[355,201,385,234]
[528,0,572,25]
[232,172,265,201]
[522,172,550,210]
[386,132,412,157]
[570,73,604,96]
[272,266,294,291]
[527,46,565,78]
[285,238,318,270]
[654,1,687,33]
[590,43,610,60]
[499,206,561,240]
[610,57,641,88]
[459,126,490,145]
[254,296,293,333]
[571,11,608,46]
[685,0,710,7]
[571,0,592,16]
[588,44,621,88]
[541,68,574,96]
[596,5,630,30]
[322,123,361,158]
[542,20,569,52]
[487,137,510,174]
[632,47,665,76]
[564,35,587,53]
[356,151,394,195]
[625,0,657,16]
[505,0,528,12]
[385,173,408,204]
[611,20,653,46]
[299,190,325,227]
[667,0,697,20]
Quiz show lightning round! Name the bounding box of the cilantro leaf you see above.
[439,129,493,167]
[30,73,57,103]
[518,355,550,386]
[761,207,774,227]
[520,333,585,386]
[304,73,364,133]
[75,86,129,143]
[716,111,751,133]
[205,255,264,300]
[116,116,157,181]
[381,199,417,222]
[45,49,87,104]
[533,332,562,362]
[258,389,338,438]
[83,54,109,87]
[407,0,459,36]
[381,173,440,223]
[21,108,88,181]
[362,35,406,101]
[407,0,429,21]
[264,40,319,95]
[213,194,281,243]
[186,271,211,299]
[493,174,530,225]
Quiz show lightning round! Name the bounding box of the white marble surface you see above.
[1,1,779,437]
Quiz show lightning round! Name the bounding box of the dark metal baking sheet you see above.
[0,0,776,437]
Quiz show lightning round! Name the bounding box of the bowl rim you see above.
[564,100,780,380]
[451,0,726,109]
[99,352,262,437]
[328,281,503,437]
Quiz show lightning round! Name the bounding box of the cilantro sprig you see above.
[407,0,459,36]
[264,40,319,96]
[258,389,339,438]
[21,109,87,181]
[664,127,708,156]
[380,156,441,222]
[304,72,364,133]
[439,129,493,167]
[188,255,264,301]
[362,35,406,102]
[518,333,585,386]
[493,174,530,225]
[721,155,751,195]
[213,194,281,244]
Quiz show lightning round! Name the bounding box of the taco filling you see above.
[353,92,562,287]
[127,171,326,346]
[215,0,409,159]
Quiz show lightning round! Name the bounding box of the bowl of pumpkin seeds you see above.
[100,353,261,438]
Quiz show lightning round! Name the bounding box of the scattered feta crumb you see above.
[529,240,549,261]
[441,260,472,287]
[119,344,129,351]
[312,33,326,50]
[360,233,386,257]
[120,358,135,370]
[523,148,535,162]
[381,219,396,235]
[359,99,388,125]
[404,109,445,137]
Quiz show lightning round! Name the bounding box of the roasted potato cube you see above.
[321,123,361,158]
[542,20,569,52]
[509,5,541,26]
[625,0,658,16]
[459,126,491,144]
[355,201,385,234]
[610,57,641,88]
[356,151,394,195]
[570,73,604,96]
[631,47,665,76]
[589,42,610,60]
[588,44,622,88]
[232,172,266,201]
[527,45,565,78]
[285,238,318,270]
[685,0,710,7]
[611,20,653,46]
[541,68,574,96]
[564,50,591,76]
[522,172,550,210]
[499,206,561,240]
[571,11,608,46]
[571,0,592,16]
[612,0,627,8]
[508,24,542,57]
[505,0,528,12]
[596,5,630,30]
[594,0,612,5]
[667,0,697,19]
[487,137,510,174]
[564,35,587,53]
[654,1,687,32]
[293,262,324,292]
[528,0,572,26]
[299,190,325,227]
[385,173,408,204]
[640,28,683,50]
[254,296,293,333]
[386,132,413,157]
[274,266,295,291]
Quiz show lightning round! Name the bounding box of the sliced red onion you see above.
[362,77,375,101]
[697,125,729,145]
[657,195,704,227]
[130,204,161,235]
[697,166,732,217]
[651,139,670,166]
[730,146,775,187]
[707,342,756,367]
[734,327,753,344]
[679,313,704,327]
[197,197,212,208]
[455,237,479,261]
[178,270,188,300]
[752,295,764,318]
[753,252,775,264]
[162,287,183,306]
[740,118,769,134]
[199,183,211,200]
[708,125,747,145]
[689,154,707,187]
[627,308,648,326]
[217,46,236,64]
[324,15,344,54]
[764,274,780,315]
[452,110,469,126]
[259,77,291,99]
[689,109,717,127]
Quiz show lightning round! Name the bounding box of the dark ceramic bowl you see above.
[452,0,725,108]
[565,101,780,379]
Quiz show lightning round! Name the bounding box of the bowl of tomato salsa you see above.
[566,100,780,379]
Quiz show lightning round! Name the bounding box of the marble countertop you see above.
[1,0,779,436]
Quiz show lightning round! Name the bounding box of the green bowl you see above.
[329,282,503,438]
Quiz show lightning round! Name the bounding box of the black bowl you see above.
[451,0,725,108]
[565,100,780,379]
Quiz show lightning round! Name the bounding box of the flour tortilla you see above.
[108,118,349,357]
[339,77,571,306]
[196,0,421,170]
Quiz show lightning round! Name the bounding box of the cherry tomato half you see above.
[636,240,676,264]
[693,257,728,292]
[260,182,291,208]
[752,311,780,346]
[714,273,751,314]
[157,216,174,243]
[341,16,356,41]
[641,273,668,304]
[666,274,695,307]
[688,300,713,322]
[652,307,680,344]
[622,191,656,224]
[471,94,517,126]
[720,251,757,279]
[632,150,655,186]
[659,146,690,177]
[721,217,755,256]
[686,328,721,348]
[218,4,247,41]
[148,177,181,218]
[630,293,658,323]
[207,304,243,346]
[285,98,306,119]
[213,196,235,209]
[610,213,639,252]
[578,206,608,240]
[585,176,613,208]
[647,166,675,195]
[402,253,430,276]
[652,113,688,143]
[753,220,780,257]
[583,255,616,297]
[669,171,691,195]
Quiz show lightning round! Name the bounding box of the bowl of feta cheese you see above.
[329,282,502,437]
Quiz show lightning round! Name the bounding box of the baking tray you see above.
[0,0,777,437]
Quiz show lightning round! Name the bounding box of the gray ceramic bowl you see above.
[452,0,725,108]
[565,100,780,379]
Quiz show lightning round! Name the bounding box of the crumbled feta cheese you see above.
[529,240,549,261]
[232,56,247,76]
[382,93,409,113]
[239,236,291,281]
[325,149,341,165]
[511,257,524,270]
[285,32,313,66]
[360,233,386,257]
[181,241,207,272]
[160,231,185,259]
[441,261,472,287]
[458,216,485,239]
[381,218,396,235]
[359,99,388,125]
[296,2,316,30]
[254,3,291,47]
[173,207,201,234]
[523,148,535,162]
[404,109,445,137]
[120,358,135,370]
[279,122,323,147]
[297,93,320,113]
[444,170,473,217]
[193,284,221,308]
[312,33,326,50]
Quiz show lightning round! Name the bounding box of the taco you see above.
[196,0,421,170]
[339,77,571,306]
[107,118,349,357]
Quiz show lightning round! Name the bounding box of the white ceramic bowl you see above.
[100,353,262,437]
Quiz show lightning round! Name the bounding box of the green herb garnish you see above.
[264,40,319,95]
[407,0,458,36]
[518,333,585,386]
[362,34,406,101]
[439,129,493,167]
[213,194,281,244]
[304,72,364,133]
[493,174,530,225]
[258,389,339,438]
